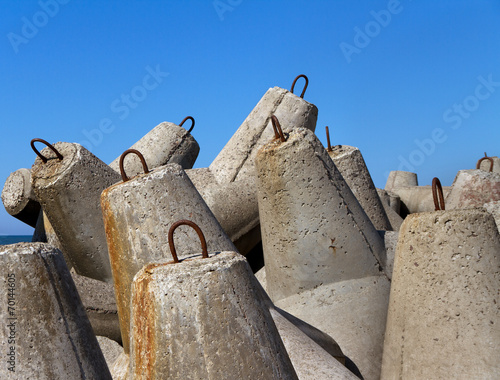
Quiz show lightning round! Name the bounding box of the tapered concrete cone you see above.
[209,85,318,184]
[381,208,500,379]
[384,170,418,192]
[31,141,120,282]
[101,163,236,353]
[256,127,385,302]
[1,168,40,227]
[446,169,500,209]
[109,120,199,176]
[0,243,111,380]
[328,145,391,231]
[130,251,298,380]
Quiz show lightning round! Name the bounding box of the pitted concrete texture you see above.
[384,170,418,192]
[484,200,500,231]
[110,352,130,380]
[210,86,318,184]
[376,189,403,231]
[109,121,199,176]
[0,243,112,380]
[31,142,120,283]
[256,128,385,302]
[31,210,47,242]
[97,336,123,372]
[379,230,398,280]
[328,145,391,231]
[478,155,500,174]
[2,168,40,227]
[71,268,121,344]
[269,308,359,380]
[275,275,390,380]
[130,251,298,380]
[381,209,500,379]
[391,185,452,216]
[101,163,236,353]
[446,169,500,209]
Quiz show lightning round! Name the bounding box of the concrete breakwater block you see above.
[256,125,385,302]
[381,209,500,379]
[1,168,40,227]
[31,140,120,283]
[376,189,403,231]
[101,156,235,353]
[275,275,390,380]
[476,154,500,174]
[384,170,418,192]
[391,184,452,216]
[0,243,112,379]
[130,250,298,379]
[109,117,199,176]
[446,169,500,209]
[484,200,500,231]
[328,144,391,231]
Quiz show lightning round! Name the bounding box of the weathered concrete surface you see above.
[97,336,124,372]
[0,243,112,380]
[269,308,359,380]
[379,230,398,280]
[101,163,236,353]
[110,352,130,380]
[2,168,40,227]
[275,275,391,380]
[484,200,500,231]
[376,189,403,231]
[384,170,418,192]
[256,127,385,302]
[31,142,120,283]
[446,169,500,210]
[109,121,199,176]
[31,210,47,242]
[381,209,500,379]
[391,185,452,216]
[130,251,298,380]
[477,155,500,174]
[328,145,391,231]
[209,86,318,184]
[70,268,121,344]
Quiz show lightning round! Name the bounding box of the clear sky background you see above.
[1,0,499,235]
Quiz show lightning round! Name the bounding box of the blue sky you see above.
[1,0,499,235]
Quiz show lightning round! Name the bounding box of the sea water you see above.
[0,236,33,245]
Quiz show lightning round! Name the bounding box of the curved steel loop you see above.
[119,149,150,182]
[325,126,332,152]
[30,138,64,163]
[476,156,494,172]
[290,74,309,98]
[168,219,208,263]
[271,115,286,143]
[179,116,195,134]
[432,177,445,211]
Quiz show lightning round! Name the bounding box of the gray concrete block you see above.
[484,200,500,231]
[376,189,403,231]
[70,268,121,344]
[378,230,398,280]
[209,86,318,184]
[31,210,47,242]
[391,185,452,216]
[477,155,500,174]
[31,142,121,283]
[109,120,199,176]
[275,276,391,380]
[97,336,124,373]
[384,170,418,192]
[446,169,500,210]
[1,168,40,227]
[110,352,130,380]
[130,251,298,379]
[101,163,236,353]
[328,145,391,231]
[381,209,500,379]
[0,243,112,379]
[256,127,385,302]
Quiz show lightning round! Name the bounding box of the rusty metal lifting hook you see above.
[179,116,195,134]
[30,138,64,163]
[432,177,445,211]
[476,152,494,172]
[291,74,309,98]
[271,115,287,143]
[168,220,209,263]
[119,149,150,182]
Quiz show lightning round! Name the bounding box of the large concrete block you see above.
[130,251,298,380]
[275,276,390,380]
[384,170,418,192]
[31,140,120,282]
[1,168,40,227]
[484,200,500,231]
[256,126,385,302]
[376,189,403,231]
[0,243,112,379]
[101,162,236,353]
[391,185,452,216]
[109,118,199,176]
[328,144,391,231]
[209,85,318,184]
[381,209,500,379]
[446,169,500,209]
[476,154,500,174]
